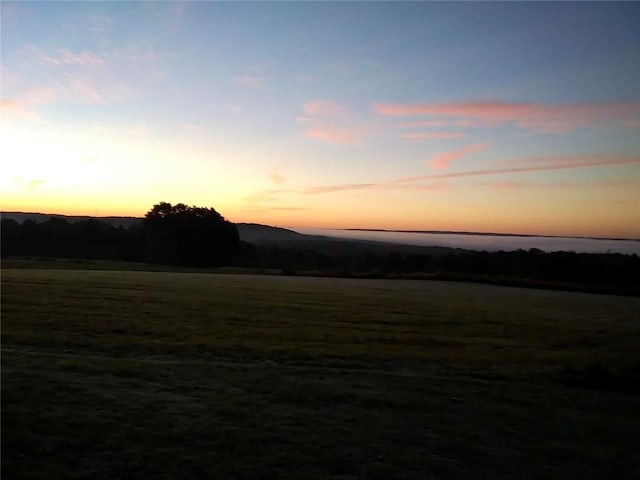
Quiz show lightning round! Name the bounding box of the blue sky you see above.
[2,2,639,237]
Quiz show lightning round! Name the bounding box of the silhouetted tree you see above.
[142,202,239,267]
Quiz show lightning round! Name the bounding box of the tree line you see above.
[234,243,639,295]
[2,203,639,295]
[1,202,239,267]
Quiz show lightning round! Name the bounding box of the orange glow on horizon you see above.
[3,198,639,239]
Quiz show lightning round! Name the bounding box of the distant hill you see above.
[1,212,142,229]
[235,223,303,243]
[1,212,304,243]
[1,211,458,255]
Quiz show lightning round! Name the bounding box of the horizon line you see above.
[3,210,639,243]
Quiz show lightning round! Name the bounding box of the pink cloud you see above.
[1,104,40,123]
[305,124,371,145]
[402,132,464,140]
[64,78,132,105]
[428,143,489,169]
[299,100,374,144]
[32,45,105,67]
[0,99,18,109]
[265,154,640,198]
[373,100,640,134]
[268,157,640,199]
[7,80,130,112]
[303,100,350,118]
[300,181,457,195]
[401,119,448,128]
[398,154,640,182]
[59,49,105,67]
[1,88,55,110]
[0,87,57,123]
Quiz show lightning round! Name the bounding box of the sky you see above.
[1,2,639,238]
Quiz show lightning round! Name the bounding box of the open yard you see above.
[2,267,639,479]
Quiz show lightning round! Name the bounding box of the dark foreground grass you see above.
[2,268,640,479]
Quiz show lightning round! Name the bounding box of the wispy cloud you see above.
[23,87,58,105]
[304,183,375,194]
[67,74,133,105]
[51,49,104,67]
[234,63,270,89]
[304,125,372,145]
[374,100,640,134]
[67,80,107,105]
[0,99,18,109]
[1,87,57,123]
[400,154,640,182]
[3,48,133,121]
[29,45,105,67]
[269,164,286,185]
[303,100,350,118]
[428,143,489,169]
[298,154,640,196]
[126,123,147,136]
[401,120,448,128]
[402,132,465,140]
[241,188,309,214]
[478,177,640,190]
[298,100,375,145]
[243,189,289,204]
[115,42,159,64]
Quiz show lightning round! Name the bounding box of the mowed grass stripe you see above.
[3,268,639,370]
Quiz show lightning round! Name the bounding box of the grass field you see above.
[2,267,640,479]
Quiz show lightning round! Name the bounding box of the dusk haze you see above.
[2,2,639,239]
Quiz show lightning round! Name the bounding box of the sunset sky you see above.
[2,2,639,238]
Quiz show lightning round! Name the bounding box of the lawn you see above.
[2,268,639,479]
